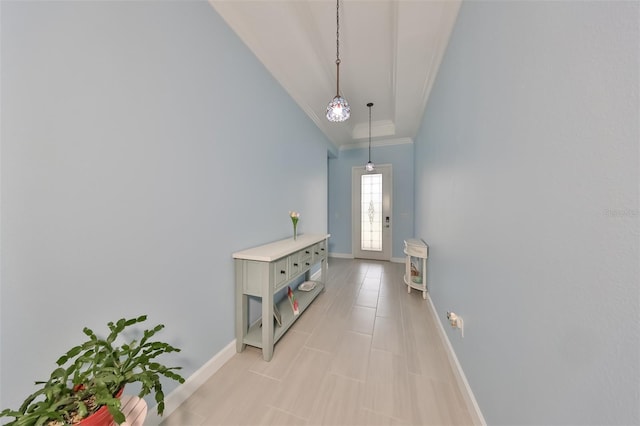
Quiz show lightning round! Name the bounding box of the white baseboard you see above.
[328,252,354,259]
[310,269,321,280]
[426,294,487,426]
[145,339,237,426]
[145,270,324,425]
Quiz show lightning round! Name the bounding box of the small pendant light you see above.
[326,0,350,122]
[365,102,375,171]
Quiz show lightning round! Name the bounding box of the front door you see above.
[352,164,392,260]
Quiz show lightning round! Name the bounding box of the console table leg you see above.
[262,299,274,361]
[321,258,328,291]
[236,293,248,353]
[235,261,247,353]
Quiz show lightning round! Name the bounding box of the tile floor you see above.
[161,258,474,426]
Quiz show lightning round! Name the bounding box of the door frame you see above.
[351,164,392,261]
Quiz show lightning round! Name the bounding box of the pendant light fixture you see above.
[326,0,350,122]
[365,102,375,172]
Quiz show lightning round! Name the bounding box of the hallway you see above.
[162,258,474,425]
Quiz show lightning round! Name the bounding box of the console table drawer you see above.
[312,241,327,261]
[318,240,327,256]
[289,252,301,277]
[274,258,289,287]
[299,247,313,266]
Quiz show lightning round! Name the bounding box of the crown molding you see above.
[339,137,413,151]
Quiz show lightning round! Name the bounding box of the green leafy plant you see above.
[1,315,185,426]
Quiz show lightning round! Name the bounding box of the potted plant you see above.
[1,315,185,426]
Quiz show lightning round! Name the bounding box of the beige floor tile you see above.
[347,305,377,335]
[361,276,381,292]
[261,406,309,426]
[290,303,325,334]
[372,315,405,355]
[329,330,372,381]
[362,349,413,422]
[359,408,410,426]
[270,347,333,420]
[379,279,404,299]
[304,314,348,353]
[406,374,474,426]
[356,287,380,308]
[376,295,401,318]
[401,296,455,382]
[164,258,475,426]
[325,284,358,320]
[196,369,279,425]
[249,329,309,380]
[308,373,365,426]
[365,262,384,277]
[161,406,206,426]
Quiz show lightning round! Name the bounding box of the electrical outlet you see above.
[446,311,464,337]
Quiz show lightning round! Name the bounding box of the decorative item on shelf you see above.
[365,102,375,172]
[411,262,419,276]
[289,211,300,240]
[0,315,185,426]
[287,286,299,315]
[273,304,282,326]
[325,0,350,122]
[299,281,317,292]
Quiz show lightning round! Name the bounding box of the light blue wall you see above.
[0,0,331,411]
[415,1,639,425]
[328,143,414,260]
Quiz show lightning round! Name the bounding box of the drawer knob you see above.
[280,270,286,275]
[314,251,319,255]
[293,263,299,267]
[305,262,310,266]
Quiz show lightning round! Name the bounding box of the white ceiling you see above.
[209,0,461,150]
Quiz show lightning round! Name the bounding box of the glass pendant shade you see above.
[326,0,349,122]
[326,95,351,122]
[365,161,375,172]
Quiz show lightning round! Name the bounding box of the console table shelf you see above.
[233,233,329,361]
[243,281,324,348]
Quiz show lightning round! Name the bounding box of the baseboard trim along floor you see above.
[147,268,326,424]
[427,293,487,426]
[145,339,237,426]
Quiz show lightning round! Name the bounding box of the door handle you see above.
[385,216,390,228]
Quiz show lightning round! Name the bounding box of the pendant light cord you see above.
[368,103,372,161]
[335,0,341,97]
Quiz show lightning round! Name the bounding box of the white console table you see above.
[233,233,330,361]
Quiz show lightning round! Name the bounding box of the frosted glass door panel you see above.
[361,174,382,251]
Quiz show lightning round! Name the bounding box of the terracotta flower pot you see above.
[76,387,124,426]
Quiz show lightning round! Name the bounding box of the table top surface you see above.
[232,233,330,262]
[404,238,429,257]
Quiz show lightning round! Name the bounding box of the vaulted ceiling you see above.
[209,1,461,150]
